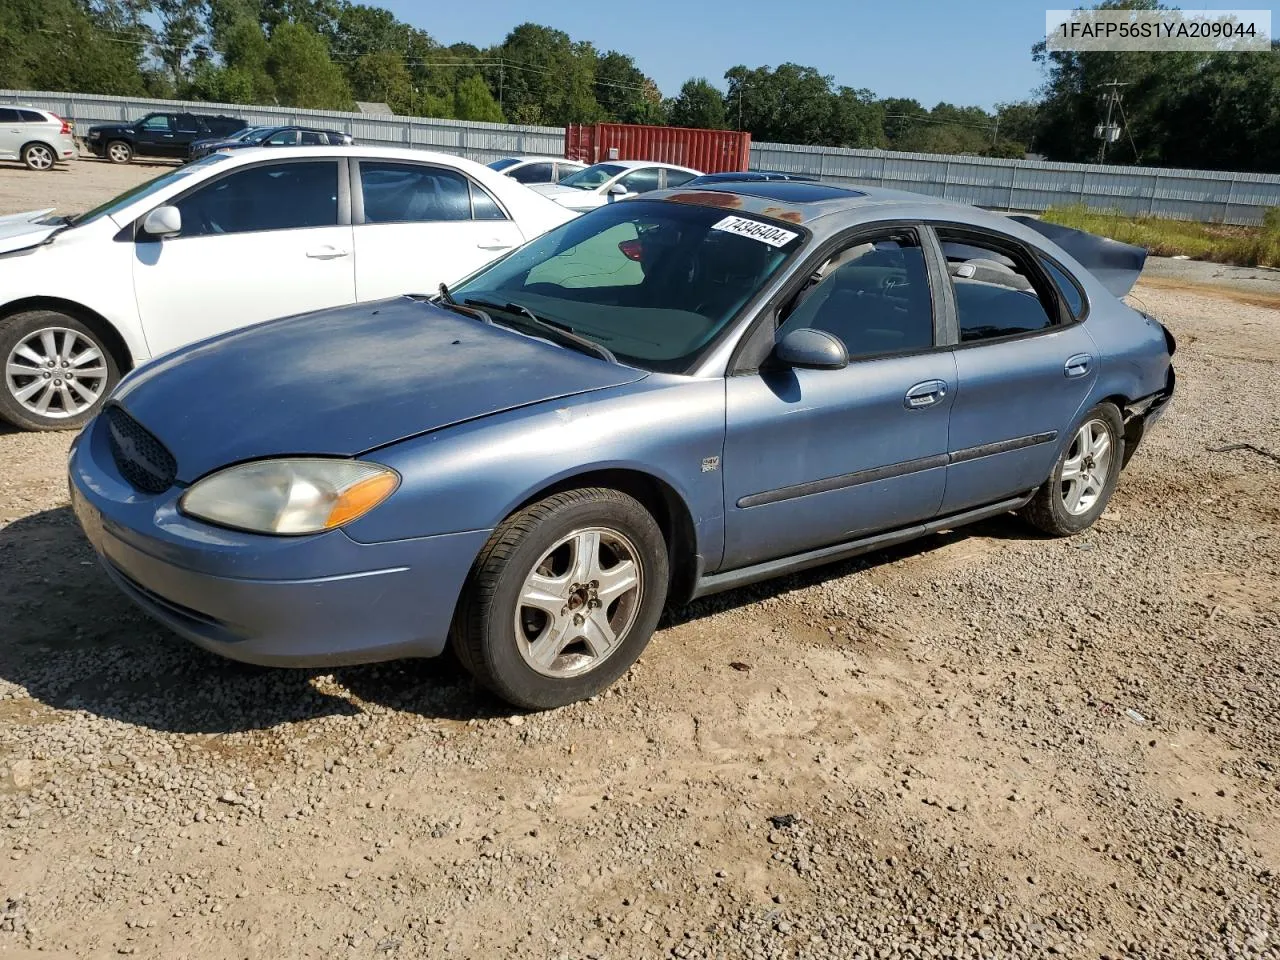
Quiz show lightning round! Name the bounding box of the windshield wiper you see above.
[438,282,457,304]
[464,297,616,363]
[423,284,492,324]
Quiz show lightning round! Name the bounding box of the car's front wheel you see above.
[21,143,56,171]
[0,311,120,431]
[1020,403,1125,536]
[106,140,132,164]
[453,488,669,709]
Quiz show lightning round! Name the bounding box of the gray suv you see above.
[0,107,78,170]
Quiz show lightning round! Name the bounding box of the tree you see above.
[595,51,661,124]
[264,21,351,109]
[453,74,503,122]
[490,23,601,125]
[667,78,727,129]
[153,0,207,87]
[349,50,414,111]
[0,0,149,95]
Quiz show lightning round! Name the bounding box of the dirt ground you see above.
[0,162,1277,960]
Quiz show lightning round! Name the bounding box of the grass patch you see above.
[1040,205,1280,268]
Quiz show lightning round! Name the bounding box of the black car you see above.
[188,125,354,160]
[84,112,246,163]
[683,170,821,186]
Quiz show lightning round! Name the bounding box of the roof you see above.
[498,155,581,165]
[354,101,393,115]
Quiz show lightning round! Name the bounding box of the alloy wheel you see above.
[1061,419,1112,516]
[5,327,110,420]
[107,142,131,163]
[24,145,55,170]
[514,526,644,679]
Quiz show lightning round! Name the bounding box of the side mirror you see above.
[608,183,630,196]
[141,205,181,239]
[773,328,848,370]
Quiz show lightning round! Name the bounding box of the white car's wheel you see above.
[0,311,120,431]
[21,143,56,171]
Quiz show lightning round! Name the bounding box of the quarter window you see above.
[778,232,935,360]
[937,232,1056,342]
[360,161,472,222]
[470,182,507,220]
[172,160,339,236]
[1040,256,1085,319]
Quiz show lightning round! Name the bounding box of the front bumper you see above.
[68,414,491,668]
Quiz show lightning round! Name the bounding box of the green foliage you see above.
[667,78,727,130]
[264,20,351,109]
[0,0,149,95]
[1042,205,1280,267]
[453,74,503,122]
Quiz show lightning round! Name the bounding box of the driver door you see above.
[720,227,955,569]
[133,158,355,356]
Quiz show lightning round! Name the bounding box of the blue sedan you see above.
[68,181,1175,708]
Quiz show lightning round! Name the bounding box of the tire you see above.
[1020,403,1125,537]
[0,311,120,431]
[106,140,133,164]
[452,488,669,710]
[21,142,56,172]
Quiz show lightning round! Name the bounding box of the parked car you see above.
[0,106,77,171]
[84,112,246,163]
[0,145,575,430]
[487,156,588,185]
[67,181,1175,709]
[684,170,820,185]
[529,160,702,212]
[189,125,354,161]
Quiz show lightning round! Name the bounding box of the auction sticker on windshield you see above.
[711,216,799,248]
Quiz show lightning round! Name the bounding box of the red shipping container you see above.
[565,123,750,174]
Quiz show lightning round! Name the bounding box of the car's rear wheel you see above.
[106,140,132,164]
[452,488,669,709]
[1020,403,1124,536]
[0,311,120,431]
[21,143,56,171]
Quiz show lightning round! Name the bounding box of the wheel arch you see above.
[0,296,136,375]
[20,139,58,158]
[509,467,701,606]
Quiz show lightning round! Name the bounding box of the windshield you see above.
[451,199,804,373]
[487,158,520,171]
[558,163,626,191]
[70,154,231,227]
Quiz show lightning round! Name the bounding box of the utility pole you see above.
[499,60,504,111]
[1095,80,1128,164]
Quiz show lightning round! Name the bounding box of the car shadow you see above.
[0,505,1042,734]
[0,507,509,735]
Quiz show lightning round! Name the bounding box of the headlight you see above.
[180,459,399,535]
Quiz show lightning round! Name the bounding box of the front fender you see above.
[343,375,728,567]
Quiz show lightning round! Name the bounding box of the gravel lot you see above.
[1,163,1277,960]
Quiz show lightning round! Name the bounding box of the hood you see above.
[0,208,61,255]
[112,298,647,482]
[1009,216,1147,299]
[529,183,575,198]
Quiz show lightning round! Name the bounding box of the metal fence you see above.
[6,88,1280,225]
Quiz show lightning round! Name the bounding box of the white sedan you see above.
[0,146,575,430]
[529,160,702,213]
[487,155,587,185]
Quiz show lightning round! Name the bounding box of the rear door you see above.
[0,108,20,159]
[133,158,355,355]
[352,159,524,299]
[928,225,1099,513]
[173,114,202,155]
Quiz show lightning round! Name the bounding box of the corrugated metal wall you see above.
[566,123,750,173]
[5,89,1280,225]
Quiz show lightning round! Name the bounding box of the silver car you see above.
[0,107,77,171]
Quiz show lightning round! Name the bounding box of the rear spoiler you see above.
[1008,216,1147,299]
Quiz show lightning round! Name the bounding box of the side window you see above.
[555,163,585,181]
[299,130,327,145]
[779,231,935,360]
[0,109,20,123]
[1039,256,1085,319]
[937,232,1056,342]
[617,167,661,194]
[265,129,298,145]
[360,162,472,223]
[18,110,46,123]
[509,162,554,184]
[172,161,338,237]
[140,115,172,132]
[470,182,508,221]
[174,114,200,134]
[663,169,696,188]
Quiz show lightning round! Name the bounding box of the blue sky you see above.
[380,0,1261,107]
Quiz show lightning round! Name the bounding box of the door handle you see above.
[305,246,350,260]
[1064,354,1092,378]
[904,379,948,409]
[476,240,515,251]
